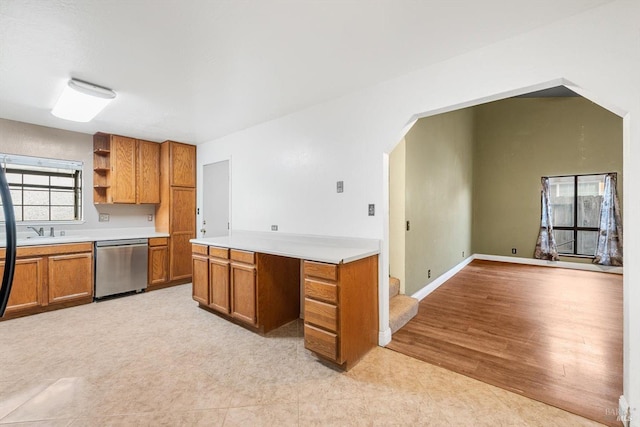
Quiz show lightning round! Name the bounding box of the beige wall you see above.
[404,108,474,296]
[0,118,155,231]
[472,97,623,259]
[389,138,406,292]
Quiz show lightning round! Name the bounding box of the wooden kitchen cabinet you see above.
[148,237,169,286]
[192,245,300,333]
[0,257,45,314]
[303,255,378,370]
[155,140,197,286]
[0,243,94,319]
[209,247,230,314]
[230,250,257,325]
[93,133,160,204]
[48,252,93,305]
[192,245,209,305]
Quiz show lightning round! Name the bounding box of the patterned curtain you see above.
[534,177,559,261]
[593,173,623,266]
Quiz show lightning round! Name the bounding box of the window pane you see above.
[23,174,49,186]
[0,206,22,222]
[23,190,48,205]
[51,176,74,187]
[51,191,74,205]
[577,230,598,256]
[51,206,75,221]
[554,230,574,254]
[549,176,574,227]
[23,206,49,221]
[577,174,605,228]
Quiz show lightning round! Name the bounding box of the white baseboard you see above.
[379,327,392,346]
[411,256,475,301]
[474,253,623,274]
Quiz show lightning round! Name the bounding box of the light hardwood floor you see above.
[387,259,623,427]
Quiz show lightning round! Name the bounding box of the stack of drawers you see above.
[303,261,342,363]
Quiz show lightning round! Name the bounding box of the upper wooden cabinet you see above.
[169,142,196,187]
[93,133,160,204]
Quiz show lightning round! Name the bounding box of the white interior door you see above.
[202,160,230,237]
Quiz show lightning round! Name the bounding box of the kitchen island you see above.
[190,231,380,370]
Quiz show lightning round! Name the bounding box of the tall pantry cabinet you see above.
[154,141,197,285]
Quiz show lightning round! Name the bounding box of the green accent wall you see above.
[472,97,622,260]
[404,108,474,296]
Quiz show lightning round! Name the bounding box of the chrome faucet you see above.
[27,226,44,236]
[49,227,55,237]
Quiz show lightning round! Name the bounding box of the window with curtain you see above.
[548,174,607,256]
[0,154,83,222]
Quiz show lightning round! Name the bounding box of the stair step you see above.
[389,276,400,298]
[389,294,419,334]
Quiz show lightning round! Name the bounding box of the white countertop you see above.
[190,230,380,264]
[0,228,169,248]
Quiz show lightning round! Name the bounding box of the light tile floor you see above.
[0,284,605,426]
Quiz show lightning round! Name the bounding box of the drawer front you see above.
[305,279,338,304]
[192,244,208,255]
[304,324,338,361]
[209,246,229,259]
[304,298,338,332]
[230,249,255,264]
[149,237,168,247]
[304,261,338,281]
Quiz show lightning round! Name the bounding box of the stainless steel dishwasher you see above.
[95,238,148,299]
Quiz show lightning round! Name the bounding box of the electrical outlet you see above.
[462,251,465,258]
[271,225,278,231]
[147,214,153,221]
[512,248,517,254]
[368,204,375,216]
[60,230,66,236]
[337,181,344,193]
[428,269,431,279]
[99,213,110,222]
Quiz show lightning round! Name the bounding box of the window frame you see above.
[1,153,84,224]
[549,172,612,257]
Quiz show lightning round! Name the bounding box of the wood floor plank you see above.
[387,260,623,427]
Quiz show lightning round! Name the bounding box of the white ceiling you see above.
[0,0,614,144]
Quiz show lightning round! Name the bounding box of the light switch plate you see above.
[271,225,278,231]
[368,204,375,216]
[337,181,344,193]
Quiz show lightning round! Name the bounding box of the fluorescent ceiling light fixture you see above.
[51,78,116,122]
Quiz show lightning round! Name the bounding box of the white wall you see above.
[196,1,640,422]
[389,138,405,293]
[0,119,156,233]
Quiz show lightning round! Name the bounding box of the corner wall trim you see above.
[474,254,623,274]
[379,327,392,346]
[411,256,475,301]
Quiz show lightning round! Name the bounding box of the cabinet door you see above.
[137,140,160,204]
[0,257,44,314]
[170,142,196,187]
[111,135,137,203]
[48,252,93,304]
[148,245,168,285]
[209,258,230,313]
[169,187,196,281]
[230,262,257,325]
[192,254,209,304]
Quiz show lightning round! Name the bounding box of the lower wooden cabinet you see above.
[230,255,257,325]
[0,257,44,314]
[148,237,169,286]
[0,242,94,318]
[48,252,93,305]
[191,245,300,333]
[303,255,378,370]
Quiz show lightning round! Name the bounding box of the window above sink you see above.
[0,153,83,223]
